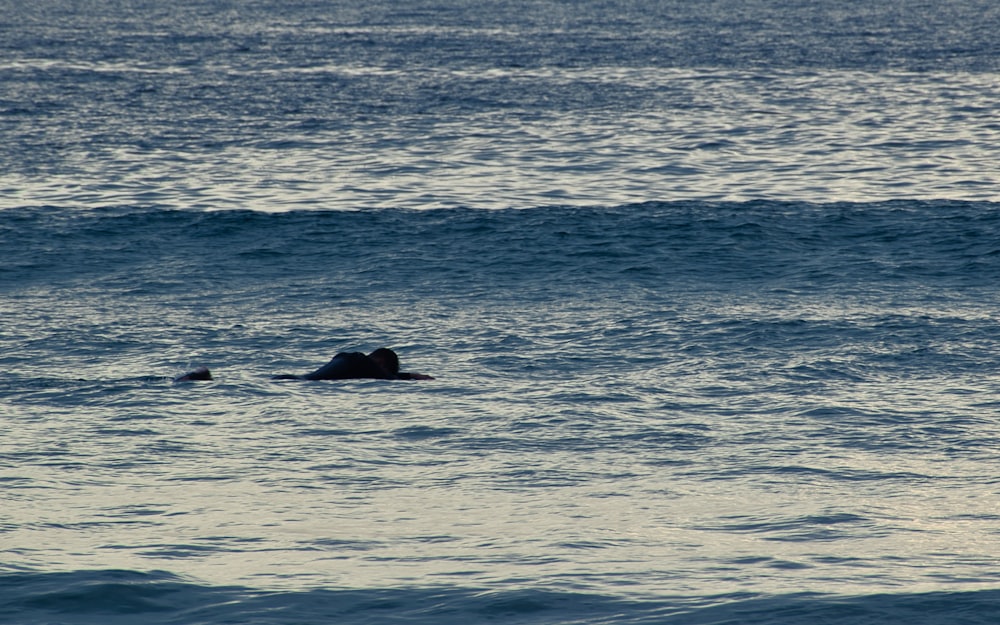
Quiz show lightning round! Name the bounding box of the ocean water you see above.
[2,1,1000,624]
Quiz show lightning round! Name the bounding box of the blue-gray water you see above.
[2,1,1000,623]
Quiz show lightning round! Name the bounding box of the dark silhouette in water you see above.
[173,348,433,383]
[173,366,212,383]
[274,348,434,381]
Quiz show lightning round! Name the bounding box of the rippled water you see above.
[3,1,1000,210]
[5,65,999,211]
[3,0,1000,623]
[4,203,1000,623]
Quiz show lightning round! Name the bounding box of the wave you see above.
[4,200,1000,289]
[2,569,997,625]
[4,199,999,390]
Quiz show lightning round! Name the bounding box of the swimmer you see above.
[273,348,434,381]
[173,348,433,382]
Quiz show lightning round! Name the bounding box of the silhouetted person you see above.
[174,348,432,383]
[272,348,432,381]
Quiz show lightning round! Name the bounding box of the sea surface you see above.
[2,1,1000,623]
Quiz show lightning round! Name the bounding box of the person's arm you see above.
[397,372,435,380]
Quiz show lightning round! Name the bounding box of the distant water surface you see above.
[2,0,999,210]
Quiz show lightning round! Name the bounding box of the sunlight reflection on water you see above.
[5,69,999,211]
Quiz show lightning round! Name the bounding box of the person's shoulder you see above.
[174,366,212,382]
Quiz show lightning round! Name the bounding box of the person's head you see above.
[368,348,399,374]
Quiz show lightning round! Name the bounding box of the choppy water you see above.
[3,1,1000,624]
[3,0,1000,210]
